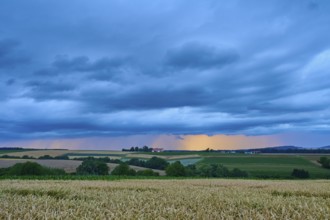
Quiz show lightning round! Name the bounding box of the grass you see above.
[201,155,309,165]
[0,179,330,219]
[142,151,224,156]
[199,155,330,178]
[0,175,190,181]
[0,149,32,155]
[2,149,330,179]
[168,158,202,166]
[66,153,126,157]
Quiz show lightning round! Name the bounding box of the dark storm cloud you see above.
[0,39,28,69]
[0,0,330,140]
[52,56,126,73]
[80,84,213,111]
[165,42,239,70]
[33,55,129,82]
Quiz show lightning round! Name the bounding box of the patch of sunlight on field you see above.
[169,158,202,166]
[125,154,167,159]
[68,155,122,160]
[0,179,329,219]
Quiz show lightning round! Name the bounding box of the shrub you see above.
[145,157,169,170]
[229,168,248,178]
[166,161,186,177]
[185,164,197,176]
[0,168,9,176]
[196,164,230,177]
[125,157,169,170]
[22,155,35,159]
[54,155,69,160]
[76,160,109,175]
[6,162,65,176]
[195,164,248,178]
[213,164,230,177]
[291,169,309,179]
[136,169,159,176]
[73,157,121,164]
[318,157,330,169]
[196,164,213,177]
[38,155,54,160]
[127,158,147,167]
[111,163,136,176]
[0,155,20,159]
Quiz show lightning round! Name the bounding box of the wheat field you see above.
[0,179,329,219]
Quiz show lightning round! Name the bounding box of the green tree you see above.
[196,164,229,177]
[6,162,65,176]
[196,164,213,177]
[185,164,197,176]
[291,169,309,179]
[213,164,230,177]
[229,168,248,177]
[127,158,146,167]
[76,159,109,175]
[8,162,44,175]
[22,155,35,159]
[166,161,186,177]
[196,163,247,178]
[319,157,330,169]
[38,155,54,160]
[136,169,159,176]
[111,163,136,176]
[54,155,69,160]
[145,157,169,170]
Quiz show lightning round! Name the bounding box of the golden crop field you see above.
[0,179,329,219]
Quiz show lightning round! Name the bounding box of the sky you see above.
[1,0,330,150]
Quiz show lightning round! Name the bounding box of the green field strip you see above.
[65,153,127,157]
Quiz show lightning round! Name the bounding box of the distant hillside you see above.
[238,145,330,153]
[319,145,330,150]
[0,147,24,150]
[264,146,304,151]
[240,145,303,152]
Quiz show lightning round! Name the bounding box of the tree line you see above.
[122,146,153,152]
[2,155,321,178]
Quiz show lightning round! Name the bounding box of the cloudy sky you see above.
[1,0,330,150]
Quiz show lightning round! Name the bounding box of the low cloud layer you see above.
[0,0,330,147]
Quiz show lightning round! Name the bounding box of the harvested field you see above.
[169,158,202,166]
[125,153,167,159]
[168,154,201,160]
[0,179,329,219]
[67,155,122,160]
[4,150,70,158]
[4,150,129,158]
[125,153,200,160]
[0,159,165,175]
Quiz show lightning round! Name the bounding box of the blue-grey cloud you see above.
[0,39,28,69]
[165,42,239,70]
[0,0,330,143]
